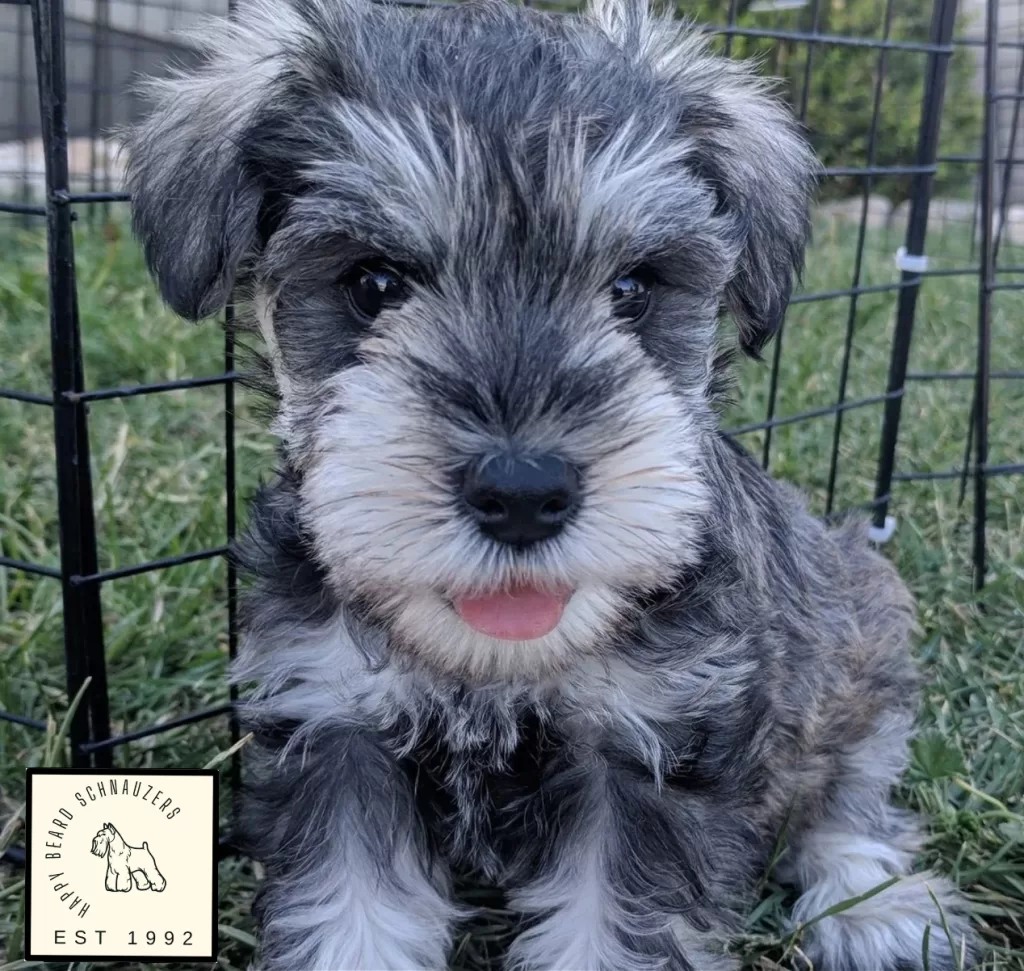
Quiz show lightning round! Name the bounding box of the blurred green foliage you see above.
[683,0,983,203]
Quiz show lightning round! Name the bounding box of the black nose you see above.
[462,454,582,548]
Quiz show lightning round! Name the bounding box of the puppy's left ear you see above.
[588,0,818,357]
[700,85,817,358]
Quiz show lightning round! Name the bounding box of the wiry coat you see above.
[124,0,978,968]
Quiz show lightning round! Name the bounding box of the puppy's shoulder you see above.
[709,431,915,661]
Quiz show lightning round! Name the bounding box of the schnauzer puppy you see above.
[90,822,167,893]
[125,0,978,967]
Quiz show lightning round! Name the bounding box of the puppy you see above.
[125,0,978,967]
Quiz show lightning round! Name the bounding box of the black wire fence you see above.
[0,0,1022,865]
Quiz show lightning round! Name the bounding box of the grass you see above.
[0,206,1022,971]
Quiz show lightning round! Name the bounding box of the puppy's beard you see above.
[382,584,630,682]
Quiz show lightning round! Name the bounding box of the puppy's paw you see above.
[794,872,979,971]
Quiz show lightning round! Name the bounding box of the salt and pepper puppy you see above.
[125,0,978,967]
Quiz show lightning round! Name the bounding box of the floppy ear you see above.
[587,0,817,356]
[696,88,816,358]
[123,4,309,320]
[125,115,261,321]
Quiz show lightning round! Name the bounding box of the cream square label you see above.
[25,769,218,962]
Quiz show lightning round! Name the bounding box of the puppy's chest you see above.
[399,709,566,880]
[397,703,730,880]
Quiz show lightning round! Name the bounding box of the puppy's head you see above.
[127,0,815,681]
[90,825,113,856]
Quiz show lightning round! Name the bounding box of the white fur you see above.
[507,783,655,971]
[507,769,738,971]
[260,829,461,970]
[789,828,971,971]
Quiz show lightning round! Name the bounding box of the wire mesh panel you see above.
[0,0,239,793]
[0,0,1021,870]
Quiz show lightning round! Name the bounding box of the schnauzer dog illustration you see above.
[124,0,979,967]
[90,822,166,893]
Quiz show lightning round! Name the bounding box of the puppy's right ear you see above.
[125,68,274,321]
[125,87,261,319]
[123,6,305,320]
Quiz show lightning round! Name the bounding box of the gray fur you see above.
[126,0,979,967]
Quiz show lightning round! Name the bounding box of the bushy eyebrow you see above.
[263,202,441,283]
[259,103,743,296]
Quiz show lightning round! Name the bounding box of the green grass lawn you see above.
[1,208,1023,970]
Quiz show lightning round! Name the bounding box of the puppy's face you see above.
[91,826,112,856]
[127,0,815,681]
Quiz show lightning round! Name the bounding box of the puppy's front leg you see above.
[245,724,462,971]
[505,761,742,971]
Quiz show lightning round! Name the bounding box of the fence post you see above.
[31,0,112,767]
[871,0,960,529]
[972,0,998,590]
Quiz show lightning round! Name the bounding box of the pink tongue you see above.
[453,586,569,640]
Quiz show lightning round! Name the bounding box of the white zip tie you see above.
[895,246,928,274]
[867,515,897,544]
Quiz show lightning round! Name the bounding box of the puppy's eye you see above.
[345,260,407,319]
[609,270,652,321]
